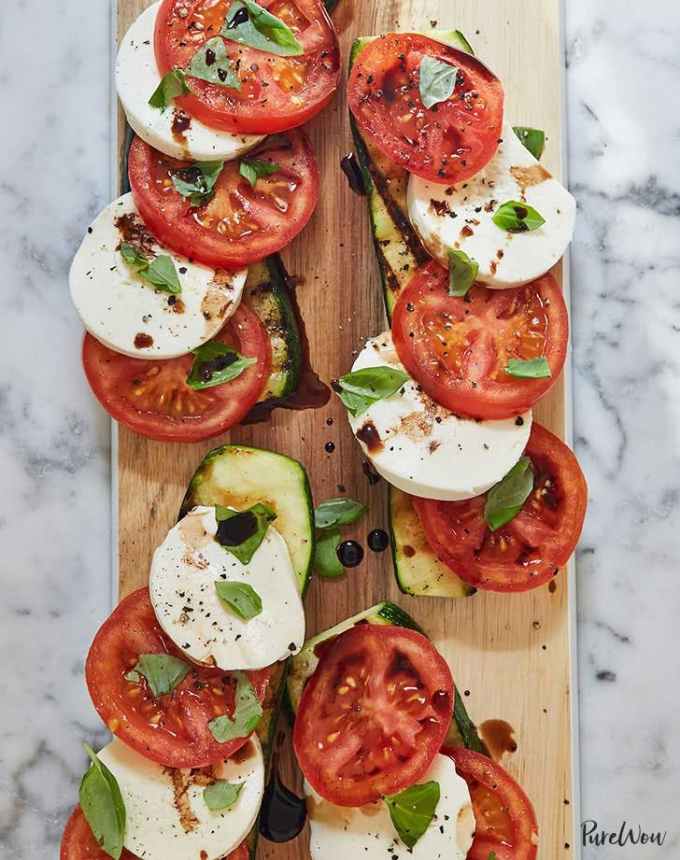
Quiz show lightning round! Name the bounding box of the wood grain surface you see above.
[115,1,575,856]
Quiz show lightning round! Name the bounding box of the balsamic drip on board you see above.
[259,766,307,843]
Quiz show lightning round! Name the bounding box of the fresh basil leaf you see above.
[513,126,545,160]
[187,341,256,390]
[208,672,263,742]
[172,160,225,207]
[126,654,190,698]
[385,782,440,849]
[187,37,241,89]
[215,581,263,620]
[448,249,479,297]
[505,357,551,379]
[239,158,281,188]
[79,745,126,860]
[492,200,546,233]
[222,0,303,57]
[203,780,244,811]
[419,56,459,109]
[336,366,409,417]
[149,68,189,110]
[484,456,534,532]
[453,688,486,754]
[314,498,367,530]
[120,244,182,295]
[453,30,475,55]
[488,853,498,860]
[215,503,277,565]
[313,528,344,578]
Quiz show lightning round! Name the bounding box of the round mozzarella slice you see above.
[150,506,305,671]
[98,736,264,860]
[307,753,475,860]
[408,122,576,288]
[347,332,531,501]
[116,2,264,162]
[70,193,246,359]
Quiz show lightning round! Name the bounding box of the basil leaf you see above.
[208,673,263,742]
[488,853,498,860]
[125,654,190,698]
[453,30,475,55]
[188,37,241,89]
[222,0,303,57]
[448,249,479,297]
[240,158,281,188]
[172,160,225,207]
[505,357,551,379]
[120,243,182,295]
[492,201,546,233]
[385,782,440,849]
[419,56,459,109]
[313,528,344,578]
[336,366,409,417]
[484,456,534,532]
[513,126,545,160]
[203,780,244,811]
[215,503,277,564]
[314,498,366,530]
[79,745,126,860]
[149,68,189,110]
[454,688,486,754]
[215,581,263,620]
[187,341,256,390]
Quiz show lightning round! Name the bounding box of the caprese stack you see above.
[342,30,588,595]
[70,0,340,442]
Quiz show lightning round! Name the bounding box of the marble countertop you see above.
[1,1,679,857]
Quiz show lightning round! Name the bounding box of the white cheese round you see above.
[307,753,475,860]
[150,506,305,671]
[69,193,246,359]
[116,2,264,162]
[347,332,531,501]
[408,122,576,288]
[98,736,264,860]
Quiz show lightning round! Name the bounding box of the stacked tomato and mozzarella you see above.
[343,33,587,593]
[69,0,340,442]
[60,502,305,859]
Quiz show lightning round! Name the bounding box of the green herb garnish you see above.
[149,68,189,110]
[239,158,281,188]
[222,0,303,57]
[314,498,366,530]
[419,56,459,109]
[313,528,344,578]
[187,341,256,391]
[513,127,546,160]
[79,745,126,860]
[448,249,479,297]
[492,201,545,233]
[208,673,263,742]
[215,581,263,621]
[505,357,551,379]
[385,782,440,849]
[203,780,244,811]
[172,160,225,207]
[188,37,241,89]
[484,456,534,532]
[120,243,181,294]
[124,654,190,697]
[214,503,277,565]
[335,366,409,417]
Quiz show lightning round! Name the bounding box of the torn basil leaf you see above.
[187,341,256,391]
[314,498,366,530]
[203,780,244,812]
[79,745,126,860]
[172,160,225,207]
[215,503,277,565]
[187,37,241,89]
[385,781,440,849]
[222,0,303,57]
[492,201,546,233]
[313,528,344,578]
[484,456,534,532]
[335,366,409,417]
[124,654,190,698]
[448,249,479,297]
[120,243,182,294]
[419,56,459,109]
[149,68,189,110]
[513,126,545,160]
[215,581,263,620]
[240,158,281,188]
[208,673,263,742]
[506,357,551,379]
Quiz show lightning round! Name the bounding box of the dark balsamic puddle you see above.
[259,766,307,843]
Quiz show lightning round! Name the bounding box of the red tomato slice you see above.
[85,588,272,768]
[293,624,453,806]
[444,748,539,860]
[129,132,320,269]
[413,423,588,592]
[154,0,340,134]
[348,34,504,185]
[392,262,568,420]
[82,303,270,442]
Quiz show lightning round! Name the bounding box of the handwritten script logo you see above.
[582,820,668,848]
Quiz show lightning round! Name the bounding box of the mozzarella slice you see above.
[70,193,246,359]
[347,332,531,501]
[307,754,475,860]
[408,122,576,288]
[116,2,264,162]
[98,736,264,860]
[150,506,305,671]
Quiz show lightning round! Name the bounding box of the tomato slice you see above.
[444,748,539,860]
[85,588,272,768]
[293,624,453,806]
[413,423,588,592]
[154,0,340,134]
[129,132,320,269]
[348,34,504,185]
[392,262,568,420]
[82,303,270,442]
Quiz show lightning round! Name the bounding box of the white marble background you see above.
[0,0,679,857]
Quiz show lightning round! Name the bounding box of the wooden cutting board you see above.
[115,1,577,856]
